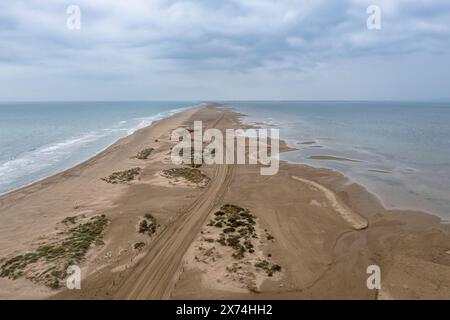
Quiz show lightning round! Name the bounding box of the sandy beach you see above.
[1,105,449,300]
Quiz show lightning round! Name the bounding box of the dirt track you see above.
[113,108,234,299]
[114,164,233,299]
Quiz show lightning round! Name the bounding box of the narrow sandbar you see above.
[308,155,362,162]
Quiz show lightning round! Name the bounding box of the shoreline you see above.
[282,155,447,221]
[0,106,197,200]
[0,104,449,299]
[231,107,446,221]
[0,105,203,298]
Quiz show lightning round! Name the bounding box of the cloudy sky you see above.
[1,0,450,101]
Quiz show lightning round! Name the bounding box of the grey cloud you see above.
[0,0,449,100]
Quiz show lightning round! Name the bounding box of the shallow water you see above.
[0,101,198,194]
[227,101,450,219]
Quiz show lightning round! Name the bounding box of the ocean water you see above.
[0,101,197,194]
[228,101,450,219]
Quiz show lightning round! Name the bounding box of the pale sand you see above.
[0,105,449,300]
[291,176,368,230]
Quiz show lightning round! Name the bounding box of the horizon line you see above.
[1,99,450,103]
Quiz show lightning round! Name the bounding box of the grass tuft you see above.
[138,213,157,236]
[134,148,154,160]
[133,242,146,251]
[162,168,210,185]
[254,259,282,277]
[0,215,108,289]
[102,168,141,184]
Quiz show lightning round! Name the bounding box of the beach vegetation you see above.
[138,213,157,236]
[62,216,78,225]
[254,259,282,277]
[161,168,210,185]
[0,215,108,289]
[211,204,258,260]
[102,168,141,184]
[266,232,275,241]
[223,227,235,233]
[134,148,154,160]
[133,242,146,251]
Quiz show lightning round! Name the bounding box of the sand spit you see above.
[368,169,391,174]
[291,176,368,230]
[0,105,449,300]
[308,155,362,162]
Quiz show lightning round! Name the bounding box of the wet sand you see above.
[1,105,449,300]
[307,155,362,162]
[368,169,392,174]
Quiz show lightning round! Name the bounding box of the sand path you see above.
[113,109,235,299]
[114,164,234,299]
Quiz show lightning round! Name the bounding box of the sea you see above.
[1,100,449,219]
[227,101,450,219]
[0,101,198,195]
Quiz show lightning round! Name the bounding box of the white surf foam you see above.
[0,106,195,194]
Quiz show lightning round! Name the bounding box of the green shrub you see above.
[62,216,77,225]
[0,215,108,289]
[135,148,154,160]
[208,204,259,260]
[102,168,141,184]
[232,245,245,259]
[162,168,209,185]
[138,213,157,236]
[223,227,235,233]
[133,242,146,250]
[217,237,226,246]
[254,259,282,276]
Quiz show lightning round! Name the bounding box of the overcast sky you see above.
[1,0,450,101]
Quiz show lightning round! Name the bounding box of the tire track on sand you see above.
[114,164,233,299]
[114,108,232,299]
